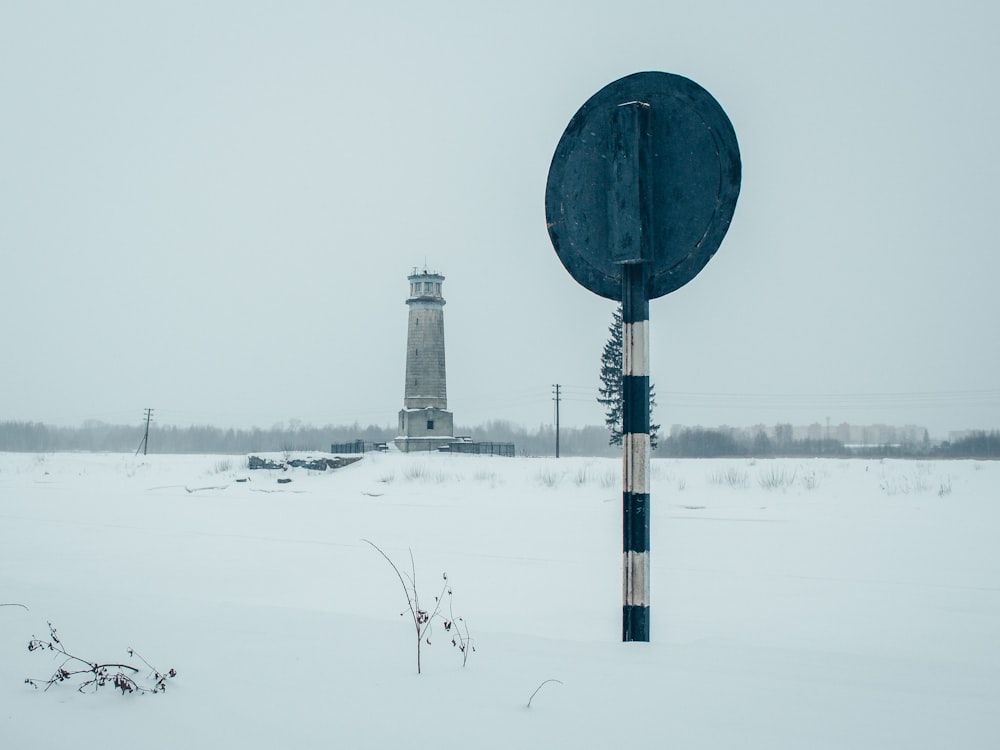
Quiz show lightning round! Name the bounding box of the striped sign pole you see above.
[545,72,741,645]
[612,100,652,642]
[622,262,650,641]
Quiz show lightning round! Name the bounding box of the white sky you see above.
[2,0,998,439]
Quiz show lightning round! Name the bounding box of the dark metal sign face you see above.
[545,71,741,300]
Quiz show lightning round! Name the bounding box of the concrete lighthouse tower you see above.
[394,268,455,452]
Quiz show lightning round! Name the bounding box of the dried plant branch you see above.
[444,593,475,667]
[25,621,176,695]
[363,539,470,674]
[526,679,563,708]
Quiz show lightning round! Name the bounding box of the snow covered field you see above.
[1,451,997,748]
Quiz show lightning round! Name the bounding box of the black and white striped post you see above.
[621,262,650,641]
[544,71,741,645]
[611,99,654,642]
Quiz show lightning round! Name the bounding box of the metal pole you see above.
[621,263,650,642]
[136,408,153,456]
[143,408,153,456]
[553,383,561,458]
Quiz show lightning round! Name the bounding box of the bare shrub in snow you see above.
[25,622,175,695]
[213,458,233,474]
[473,469,498,485]
[880,470,927,495]
[938,476,953,497]
[600,469,618,489]
[758,465,797,491]
[363,540,473,674]
[536,468,560,488]
[708,467,749,489]
[403,463,429,481]
[800,470,819,491]
[651,462,672,481]
[880,474,908,495]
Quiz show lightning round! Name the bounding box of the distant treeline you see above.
[658,427,1000,459]
[934,430,1000,459]
[0,420,392,455]
[0,420,996,459]
[0,419,618,457]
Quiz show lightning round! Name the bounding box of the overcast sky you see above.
[2,0,998,439]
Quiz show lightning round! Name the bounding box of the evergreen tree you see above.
[597,307,624,445]
[597,305,659,448]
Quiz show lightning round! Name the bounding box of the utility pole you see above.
[136,408,153,456]
[552,384,561,458]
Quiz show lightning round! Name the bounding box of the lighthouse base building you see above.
[396,406,455,452]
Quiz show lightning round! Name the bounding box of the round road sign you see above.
[545,71,741,300]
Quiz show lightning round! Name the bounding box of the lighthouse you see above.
[394,268,455,452]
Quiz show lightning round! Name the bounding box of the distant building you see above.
[394,269,456,452]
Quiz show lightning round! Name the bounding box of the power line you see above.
[658,389,1000,410]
